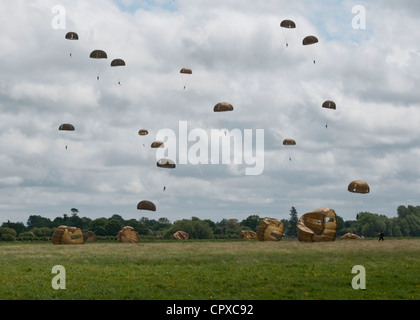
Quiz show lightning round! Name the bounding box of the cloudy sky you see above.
[1,0,420,225]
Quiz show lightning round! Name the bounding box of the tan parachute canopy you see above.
[111,58,125,67]
[52,226,84,245]
[302,35,319,45]
[137,200,156,211]
[59,123,75,131]
[90,49,107,59]
[157,158,176,169]
[138,129,148,136]
[280,19,296,28]
[117,226,139,243]
[257,218,284,241]
[340,233,362,240]
[322,100,336,110]
[173,231,189,240]
[83,231,98,242]
[65,32,78,40]
[214,102,234,112]
[297,208,337,242]
[151,141,164,148]
[180,68,192,74]
[348,180,370,194]
[283,138,296,145]
[239,230,258,240]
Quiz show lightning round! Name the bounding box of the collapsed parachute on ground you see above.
[302,35,318,45]
[283,138,296,145]
[239,230,258,240]
[280,20,296,28]
[90,49,107,59]
[173,231,189,240]
[111,59,125,67]
[52,226,84,245]
[297,208,337,242]
[83,231,98,242]
[65,32,78,40]
[322,100,336,110]
[348,180,370,194]
[180,68,192,74]
[151,141,164,148]
[340,233,362,240]
[157,158,176,169]
[138,129,148,136]
[214,102,234,112]
[59,124,75,131]
[257,218,284,241]
[137,200,156,211]
[117,226,139,243]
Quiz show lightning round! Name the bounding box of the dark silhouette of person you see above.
[378,231,385,241]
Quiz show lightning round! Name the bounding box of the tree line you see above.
[0,205,419,242]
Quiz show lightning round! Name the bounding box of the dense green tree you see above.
[288,207,298,237]
[240,215,261,232]
[1,221,25,235]
[27,215,52,229]
[164,217,214,239]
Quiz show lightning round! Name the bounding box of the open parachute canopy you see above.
[117,226,139,243]
[257,218,284,241]
[90,49,107,59]
[59,123,75,131]
[180,67,192,74]
[151,141,164,148]
[157,158,176,169]
[52,225,84,245]
[138,129,148,136]
[297,208,337,242]
[322,100,336,110]
[283,138,296,145]
[137,200,156,211]
[65,32,78,40]
[280,19,296,29]
[302,35,318,45]
[214,102,234,112]
[348,180,370,194]
[111,59,125,67]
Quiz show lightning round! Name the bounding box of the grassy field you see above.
[0,239,419,300]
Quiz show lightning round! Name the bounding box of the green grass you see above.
[0,239,419,300]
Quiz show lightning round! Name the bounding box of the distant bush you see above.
[1,233,16,242]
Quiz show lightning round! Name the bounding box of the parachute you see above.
[157,158,176,169]
[322,100,336,110]
[297,208,337,242]
[90,50,108,80]
[83,231,98,242]
[151,141,164,148]
[137,200,156,211]
[117,226,139,243]
[257,218,284,241]
[59,124,75,131]
[340,233,362,240]
[65,32,78,40]
[280,20,296,29]
[302,35,318,45]
[90,50,107,59]
[239,230,258,240]
[52,225,84,245]
[214,102,234,112]
[180,68,192,74]
[173,231,189,240]
[348,180,370,194]
[283,138,296,145]
[138,129,149,136]
[111,59,125,67]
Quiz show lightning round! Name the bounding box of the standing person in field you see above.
[378,230,385,241]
